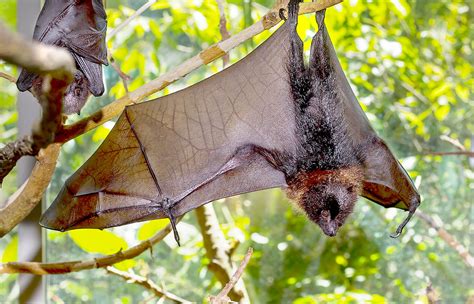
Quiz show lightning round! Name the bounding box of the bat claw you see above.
[390,208,416,239]
[162,198,181,246]
[279,8,287,21]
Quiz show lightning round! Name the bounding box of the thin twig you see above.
[216,0,231,67]
[426,282,441,304]
[422,151,474,157]
[439,135,466,151]
[196,205,249,302]
[417,210,474,269]
[106,0,158,91]
[54,0,342,143]
[106,266,191,303]
[109,54,131,92]
[209,248,253,304]
[0,71,16,83]
[0,217,181,274]
[107,0,158,41]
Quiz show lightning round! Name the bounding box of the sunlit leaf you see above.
[68,229,128,255]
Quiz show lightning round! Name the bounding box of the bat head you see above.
[300,181,359,236]
[63,70,91,115]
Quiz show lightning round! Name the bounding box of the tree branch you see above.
[216,0,231,67]
[0,144,61,237]
[209,248,253,304]
[0,21,75,183]
[107,0,158,41]
[0,71,16,83]
[422,151,474,157]
[105,266,191,303]
[0,22,75,235]
[0,21,74,82]
[417,210,474,269]
[0,217,180,274]
[196,205,249,302]
[54,0,342,143]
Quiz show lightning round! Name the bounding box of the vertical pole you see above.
[17,0,43,303]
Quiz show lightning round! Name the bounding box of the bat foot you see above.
[161,198,181,246]
[390,208,417,239]
[279,8,287,21]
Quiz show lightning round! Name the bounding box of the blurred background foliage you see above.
[0,0,473,303]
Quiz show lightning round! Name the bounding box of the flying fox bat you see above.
[16,0,108,114]
[40,0,420,245]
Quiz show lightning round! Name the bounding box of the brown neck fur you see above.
[286,166,364,202]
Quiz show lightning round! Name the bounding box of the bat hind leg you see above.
[390,197,421,238]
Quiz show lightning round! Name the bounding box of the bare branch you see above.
[0,71,16,83]
[0,21,74,184]
[0,144,61,237]
[107,0,158,41]
[426,282,441,304]
[422,151,474,157]
[54,0,342,143]
[108,54,131,92]
[209,248,253,304]
[0,217,181,274]
[196,205,249,302]
[216,0,231,67]
[0,21,74,82]
[439,135,466,151]
[106,266,191,303]
[417,210,474,269]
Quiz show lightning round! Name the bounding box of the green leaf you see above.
[114,259,137,271]
[68,229,128,255]
[137,219,169,241]
[2,236,18,263]
[434,105,450,121]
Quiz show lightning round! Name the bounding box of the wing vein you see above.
[124,108,163,196]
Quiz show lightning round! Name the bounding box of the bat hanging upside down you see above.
[41,0,420,245]
[16,0,108,115]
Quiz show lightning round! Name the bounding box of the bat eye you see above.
[347,186,354,192]
[75,88,81,96]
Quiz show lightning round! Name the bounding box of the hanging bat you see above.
[40,0,420,245]
[16,0,108,115]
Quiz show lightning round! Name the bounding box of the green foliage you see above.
[0,0,472,303]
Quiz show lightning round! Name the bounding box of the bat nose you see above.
[325,225,337,237]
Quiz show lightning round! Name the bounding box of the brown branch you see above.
[0,74,67,183]
[0,22,74,236]
[109,54,131,92]
[209,248,253,304]
[0,21,74,184]
[196,205,249,302]
[0,71,16,83]
[422,151,474,157]
[105,266,191,303]
[0,21,74,82]
[0,144,61,237]
[439,135,466,151]
[417,210,474,269]
[216,0,231,67]
[426,282,441,304]
[54,0,342,143]
[0,217,180,274]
